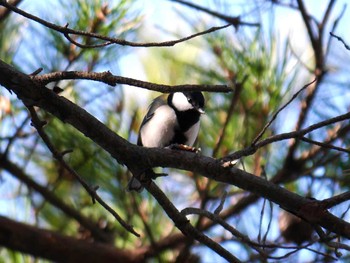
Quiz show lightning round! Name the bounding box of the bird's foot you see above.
[168,144,201,153]
[221,159,239,168]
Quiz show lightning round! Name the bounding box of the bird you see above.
[127,91,205,192]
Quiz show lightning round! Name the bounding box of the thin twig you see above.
[327,241,350,252]
[326,4,347,56]
[27,106,139,237]
[0,0,233,48]
[213,77,245,156]
[297,0,318,53]
[298,122,350,161]
[171,0,260,28]
[285,0,327,169]
[330,32,350,51]
[300,136,350,154]
[222,109,350,162]
[130,195,158,249]
[3,115,30,157]
[213,191,227,215]
[181,207,270,257]
[252,78,317,145]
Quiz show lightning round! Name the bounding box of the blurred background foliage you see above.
[1,0,350,262]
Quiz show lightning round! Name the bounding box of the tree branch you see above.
[33,70,233,93]
[321,191,350,209]
[171,0,260,28]
[330,32,350,51]
[251,78,317,145]
[222,109,350,162]
[0,215,142,263]
[0,0,233,48]
[300,136,350,154]
[181,207,268,257]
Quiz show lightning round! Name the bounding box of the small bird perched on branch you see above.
[127,91,205,192]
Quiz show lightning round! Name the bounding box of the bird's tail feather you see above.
[126,169,156,192]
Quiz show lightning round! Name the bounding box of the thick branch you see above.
[0,215,142,263]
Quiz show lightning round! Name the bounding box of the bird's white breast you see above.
[140,105,177,147]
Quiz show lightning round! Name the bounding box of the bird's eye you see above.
[188,98,193,104]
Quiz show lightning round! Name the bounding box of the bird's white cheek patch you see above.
[140,106,177,147]
[172,92,193,111]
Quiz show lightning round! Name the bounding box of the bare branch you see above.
[296,0,318,54]
[327,241,350,252]
[0,215,141,262]
[223,109,350,162]
[285,0,330,170]
[252,78,317,145]
[214,191,227,215]
[213,77,245,156]
[300,136,350,154]
[181,207,269,257]
[319,0,337,37]
[0,0,233,48]
[171,0,260,28]
[33,71,233,93]
[326,4,347,56]
[3,115,30,157]
[269,0,299,10]
[321,191,350,209]
[330,32,350,51]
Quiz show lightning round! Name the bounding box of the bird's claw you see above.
[168,144,201,153]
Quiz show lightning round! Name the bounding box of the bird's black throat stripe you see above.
[174,109,201,131]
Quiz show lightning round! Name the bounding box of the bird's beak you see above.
[198,108,205,114]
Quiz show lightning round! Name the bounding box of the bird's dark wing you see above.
[137,94,168,146]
